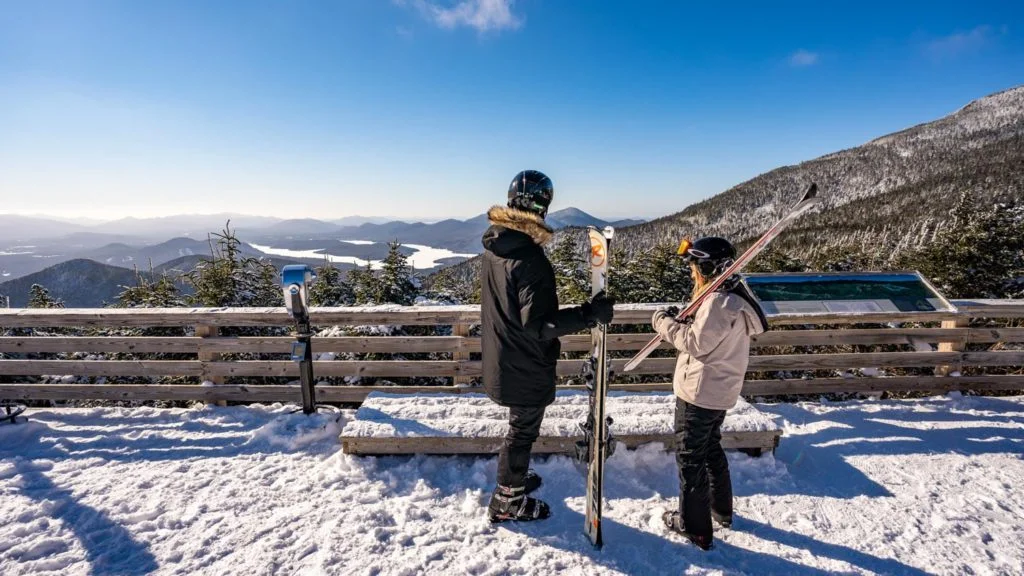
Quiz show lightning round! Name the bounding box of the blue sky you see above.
[1,1,1021,221]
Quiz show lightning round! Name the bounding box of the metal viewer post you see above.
[281,265,317,414]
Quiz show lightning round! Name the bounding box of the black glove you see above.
[581,290,616,326]
[660,305,693,325]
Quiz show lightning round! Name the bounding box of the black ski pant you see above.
[497,405,546,488]
[674,398,732,538]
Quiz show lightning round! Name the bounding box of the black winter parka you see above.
[480,206,592,407]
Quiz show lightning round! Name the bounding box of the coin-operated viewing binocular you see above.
[282,265,316,323]
[281,265,317,414]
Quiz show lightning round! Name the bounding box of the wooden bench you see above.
[339,391,783,456]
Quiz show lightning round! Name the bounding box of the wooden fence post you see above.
[196,324,226,406]
[453,323,473,388]
[935,317,970,376]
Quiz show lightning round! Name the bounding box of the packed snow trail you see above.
[1,395,1022,575]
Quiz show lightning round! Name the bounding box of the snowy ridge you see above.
[613,85,1024,261]
[344,392,778,440]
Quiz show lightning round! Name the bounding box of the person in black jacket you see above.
[481,169,615,523]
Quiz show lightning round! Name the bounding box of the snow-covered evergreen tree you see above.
[607,242,693,304]
[376,241,418,305]
[548,234,589,303]
[116,269,184,308]
[183,224,280,307]
[748,247,808,273]
[346,242,418,305]
[309,260,355,306]
[909,192,1024,298]
[28,284,63,309]
[424,266,474,304]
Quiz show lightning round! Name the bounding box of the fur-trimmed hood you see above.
[485,205,554,246]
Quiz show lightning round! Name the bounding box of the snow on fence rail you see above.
[0,299,1021,403]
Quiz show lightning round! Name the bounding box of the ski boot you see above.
[662,511,713,551]
[488,484,551,523]
[711,509,733,529]
[523,470,542,495]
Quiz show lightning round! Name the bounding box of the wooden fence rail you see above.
[3,327,1023,356]
[1,299,1021,403]
[3,299,1020,329]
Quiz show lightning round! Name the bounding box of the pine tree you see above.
[748,247,808,273]
[28,284,64,309]
[309,260,355,306]
[376,241,418,305]
[811,245,889,273]
[116,268,184,308]
[347,264,379,305]
[548,234,589,303]
[609,243,693,304]
[183,222,280,307]
[610,248,655,304]
[425,266,475,304]
[646,242,694,303]
[345,242,419,305]
[908,192,1024,298]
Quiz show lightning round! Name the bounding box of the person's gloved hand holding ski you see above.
[653,304,693,325]
[581,290,616,326]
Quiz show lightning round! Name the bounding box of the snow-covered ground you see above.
[2,394,1022,575]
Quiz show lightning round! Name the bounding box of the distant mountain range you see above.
[0,215,91,241]
[0,205,641,304]
[545,208,644,230]
[0,207,640,245]
[0,254,329,307]
[233,207,641,253]
[0,259,155,307]
[0,207,641,281]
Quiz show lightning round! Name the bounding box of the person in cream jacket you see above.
[652,236,768,551]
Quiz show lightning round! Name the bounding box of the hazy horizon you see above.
[0,206,649,226]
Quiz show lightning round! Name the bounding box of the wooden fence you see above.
[0,299,1022,404]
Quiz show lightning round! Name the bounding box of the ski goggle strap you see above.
[677,238,711,262]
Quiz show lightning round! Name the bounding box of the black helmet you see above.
[678,236,736,278]
[507,170,554,218]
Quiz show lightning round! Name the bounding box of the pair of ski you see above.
[576,183,819,549]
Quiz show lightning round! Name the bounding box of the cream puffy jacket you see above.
[651,291,765,411]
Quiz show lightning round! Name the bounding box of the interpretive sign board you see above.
[741,271,956,316]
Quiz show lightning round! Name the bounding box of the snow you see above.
[248,242,475,270]
[248,242,376,268]
[341,240,375,245]
[400,243,476,271]
[344,392,778,439]
[2,395,1023,575]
